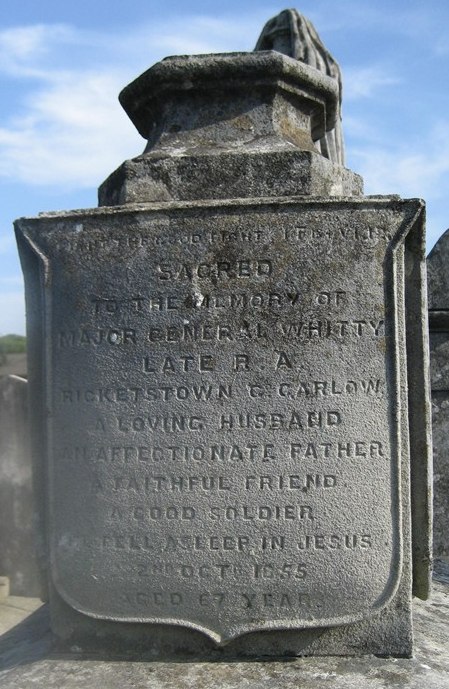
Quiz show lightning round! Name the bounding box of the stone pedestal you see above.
[1,566,449,687]
[99,53,362,204]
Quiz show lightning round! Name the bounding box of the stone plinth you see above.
[1,564,449,688]
[99,53,362,205]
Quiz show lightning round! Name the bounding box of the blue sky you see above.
[1,0,449,334]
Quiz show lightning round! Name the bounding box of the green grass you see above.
[0,334,26,359]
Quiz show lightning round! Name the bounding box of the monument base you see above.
[48,579,413,658]
[1,564,449,687]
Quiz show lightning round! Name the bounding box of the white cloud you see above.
[0,22,143,187]
[344,66,399,100]
[350,121,449,201]
[0,68,142,187]
[0,24,79,77]
[0,15,258,79]
[0,16,264,189]
[0,16,405,191]
[0,13,447,239]
[0,24,58,59]
[347,119,449,250]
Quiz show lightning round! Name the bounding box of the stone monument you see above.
[427,228,449,558]
[15,10,431,657]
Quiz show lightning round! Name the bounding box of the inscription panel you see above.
[20,200,412,643]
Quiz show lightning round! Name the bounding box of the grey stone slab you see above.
[427,228,449,312]
[427,229,449,558]
[431,393,449,557]
[119,52,339,142]
[99,150,363,206]
[0,567,448,689]
[15,195,430,656]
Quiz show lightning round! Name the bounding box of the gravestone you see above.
[427,228,449,558]
[15,11,431,657]
[0,375,41,597]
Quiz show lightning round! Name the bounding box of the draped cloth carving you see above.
[255,9,345,165]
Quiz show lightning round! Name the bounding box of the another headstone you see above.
[0,375,41,597]
[427,228,449,558]
[15,11,431,657]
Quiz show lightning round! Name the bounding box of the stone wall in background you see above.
[0,375,40,597]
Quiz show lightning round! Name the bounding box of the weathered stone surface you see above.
[427,228,449,310]
[15,194,430,656]
[99,52,362,205]
[120,52,338,142]
[255,9,345,165]
[1,565,448,688]
[99,150,362,206]
[427,228,449,557]
[0,375,41,597]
